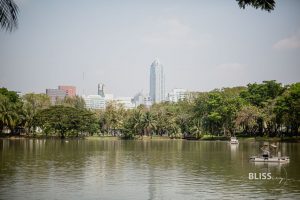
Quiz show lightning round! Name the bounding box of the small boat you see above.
[249,143,289,163]
[230,137,239,144]
[249,156,290,163]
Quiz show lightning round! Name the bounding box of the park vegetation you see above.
[0,80,299,139]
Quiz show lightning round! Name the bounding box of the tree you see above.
[275,83,300,136]
[122,109,144,139]
[237,0,276,12]
[0,87,20,103]
[235,105,261,136]
[240,80,285,107]
[0,88,22,134]
[35,105,98,138]
[0,94,18,133]
[21,93,51,135]
[131,108,145,136]
[190,118,202,139]
[0,0,18,32]
[142,111,156,138]
[58,96,86,109]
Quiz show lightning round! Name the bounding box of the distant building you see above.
[58,85,76,97]
[167,88,187,103]
[97,83,105,97]
[104,93,114,102]
[150,59,165,103]
[115,97,135,109]
[46,89,66,104]
[133,92,152,107]
[83,95,106,109]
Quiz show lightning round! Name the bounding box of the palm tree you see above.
[0,96,18,133]
[190,119,202,139]
[0,0,18,32]
[142,111,156,138]
[21,104,35,135]
[132,109,144,136]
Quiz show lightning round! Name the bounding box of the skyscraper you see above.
[150,58,165,103]
[98,83,105,97]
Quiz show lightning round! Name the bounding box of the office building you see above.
[98,83,105,97]
[58,85,76,97]
[83,95,106,109]
[167,88,188,103]
[115,97,135,109]
[133,92,152,107]
[46,89,66,104]
[150,58,165,103]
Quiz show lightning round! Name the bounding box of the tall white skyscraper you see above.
[150,58,165,103]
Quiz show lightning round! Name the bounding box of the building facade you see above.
[83,95,106,109]
[97,83,105,97]
[115,97,135,109]
[133,92,152,108]
[58,85,76,97]
[150,59,165,103]
[167,88,187,103]
[46,89,66,104]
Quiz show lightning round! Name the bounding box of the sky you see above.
[0,0,300,97]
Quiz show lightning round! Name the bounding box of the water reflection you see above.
[0,139,299,199]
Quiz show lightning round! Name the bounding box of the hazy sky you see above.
[1,0,300,97]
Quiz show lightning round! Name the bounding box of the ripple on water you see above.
[1,139,300,200]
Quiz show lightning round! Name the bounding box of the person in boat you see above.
[262,150,270,159]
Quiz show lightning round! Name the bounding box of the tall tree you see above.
[142,111,156,138]
[235,105,261,136]
[275,83,300,136]
[0,88,22,134]
[21,93,51,135]
[0,94,18,133]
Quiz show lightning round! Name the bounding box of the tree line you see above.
[0,80,299,139]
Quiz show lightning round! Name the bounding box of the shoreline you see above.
[1,134,299,142]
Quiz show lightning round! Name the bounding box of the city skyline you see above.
[1,0,300,97]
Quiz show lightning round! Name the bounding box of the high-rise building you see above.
[46,89,66,104]
[150,58,165,103]
[58,85,76,97]
[98,83,105,97]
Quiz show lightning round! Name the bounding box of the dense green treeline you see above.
[0,80,299,139]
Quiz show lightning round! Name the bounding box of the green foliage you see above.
[0,87,20,103]
[240,80,285,107]
[193,89,244,136]
[1,80,298,139]
[235,105,261,135]
[35,105,98,138]
[56,96,86,109]
[0,94,19,132]
[21,93,51,134]
[0,89,22,134]
[275,83,300,136]
[237,0,276,12]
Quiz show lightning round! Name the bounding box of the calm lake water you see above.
[0,138,300,199]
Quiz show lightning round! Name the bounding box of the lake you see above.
[0,138,300,199]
